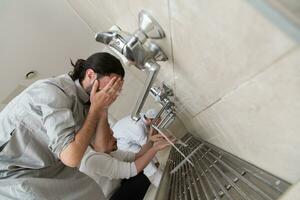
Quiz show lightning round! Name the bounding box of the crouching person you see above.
[79,124,173,200]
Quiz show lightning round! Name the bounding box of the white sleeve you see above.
[138,134,148,146]
[132,126,148,146]
[111,150,135,162]
[83,153,137,179]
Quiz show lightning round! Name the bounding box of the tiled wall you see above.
[67,0,300,183]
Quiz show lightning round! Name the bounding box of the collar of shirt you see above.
[140,113,149,130]
[75,79,90,104]
[140,113,146,124]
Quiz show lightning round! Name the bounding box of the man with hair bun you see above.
[0,52,124,199]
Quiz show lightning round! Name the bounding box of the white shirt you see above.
[79,146,137,199]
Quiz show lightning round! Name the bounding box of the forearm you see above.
[95,109,110,138]
[135,140,153,159]
[134,147,157,173]
[59,109,99,167]
[135,127,163,159]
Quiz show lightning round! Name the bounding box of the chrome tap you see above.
[150,83,174,102]
[95,10,168,121]
[150,83,176,129]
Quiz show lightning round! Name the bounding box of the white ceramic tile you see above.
[186,108,246,158]
[190,108,223,140]
[192,47,300,183]
[279,180,300,200]
[108,65,144,120]
[165,117,188,139]
[171,0,296,116]
[68,0,138,32]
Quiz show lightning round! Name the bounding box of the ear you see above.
[85,69,97,82]
[146,119,152,125]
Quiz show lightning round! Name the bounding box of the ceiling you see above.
[0,0,103,109]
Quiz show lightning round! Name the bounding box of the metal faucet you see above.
[95,10,168,121]
[150,83,176,129]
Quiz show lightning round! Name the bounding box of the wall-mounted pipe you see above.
[95,10,168,121]
[131,61,160,121]
[160,112,176,129]
[150,82,176,129]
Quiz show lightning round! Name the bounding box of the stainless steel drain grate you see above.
[156,133,290,200]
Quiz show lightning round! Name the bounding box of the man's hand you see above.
[152,138,171,151]
[148,125,158,138]
[149,130,176,143]
[155,162,160,168]
[152,118,161,126]
[149,134,164,143]
[89,77,122,116]
[153,134,177,151]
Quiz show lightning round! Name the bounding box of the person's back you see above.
[113,115,147,153]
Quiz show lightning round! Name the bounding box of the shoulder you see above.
[113,116,138,133]
[40,74,75,95]
[113,116,132,127]
[113,116,144,131]
[26,75,75,107]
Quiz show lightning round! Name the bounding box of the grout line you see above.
[167,0,176,94]
[192,97,222,118]
[192,45,299,118]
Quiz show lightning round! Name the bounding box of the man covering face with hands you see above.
[0,52,124,199]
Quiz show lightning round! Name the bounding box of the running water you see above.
[152,125,194,167]
[164,129,188,147]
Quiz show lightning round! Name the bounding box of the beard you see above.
[85,79,102,95]
[85,83,93,95]
[112,143,118,151]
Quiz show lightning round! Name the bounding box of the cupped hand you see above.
[153,138,171,151]
[149,134,164,143]
[90,77,123,114]
[148,125,159,138]
[150,132,175,142]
